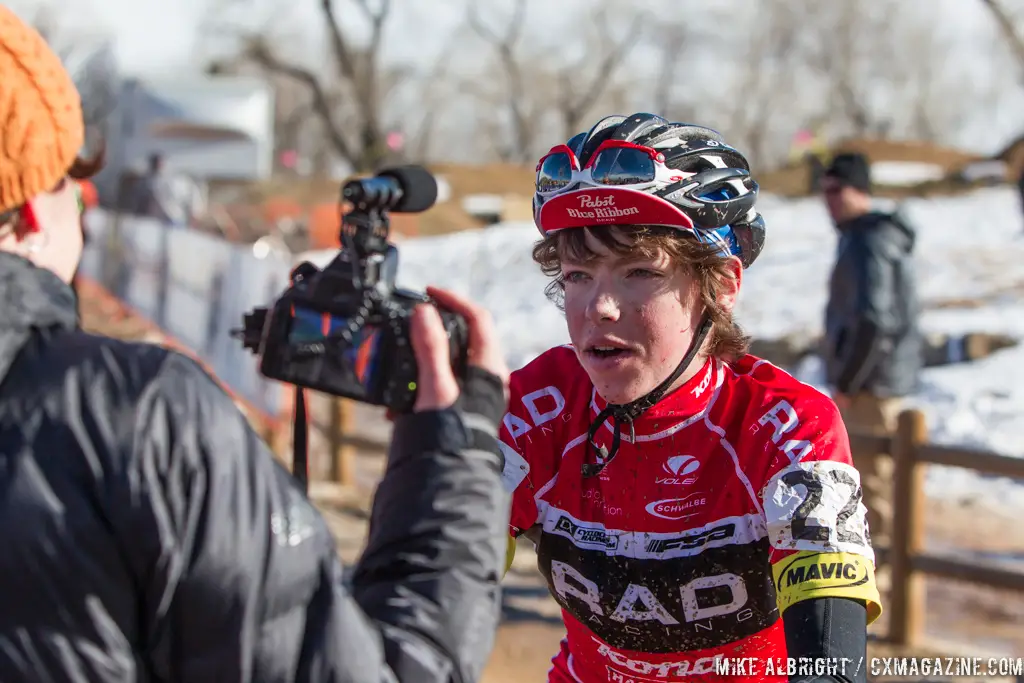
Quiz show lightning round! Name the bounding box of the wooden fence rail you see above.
[850,409,1024,646]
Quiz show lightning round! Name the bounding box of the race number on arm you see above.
[757,390,883,624]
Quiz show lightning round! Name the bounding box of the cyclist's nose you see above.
[587,289,621,324]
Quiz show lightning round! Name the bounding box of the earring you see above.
[25,229,48,254]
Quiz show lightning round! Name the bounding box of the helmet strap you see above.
[582,315,714,477]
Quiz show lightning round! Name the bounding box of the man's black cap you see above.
[824,152,871,193]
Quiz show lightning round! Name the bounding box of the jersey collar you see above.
[590,357,721,432]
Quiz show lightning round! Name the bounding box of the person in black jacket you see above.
[0,8,510,682]
[821,152,922,551]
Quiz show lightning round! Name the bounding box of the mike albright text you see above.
[716,656,1024,678]
[715,657,856,678]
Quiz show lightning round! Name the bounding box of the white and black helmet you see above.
[533,112,766,268]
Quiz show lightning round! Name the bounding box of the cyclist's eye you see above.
[627,268,661,279]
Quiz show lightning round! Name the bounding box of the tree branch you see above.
[980,0,1024,82]
[467,0,532,159]
[557,9,643,137]
[245,38,356,163]
[652,24,687,116]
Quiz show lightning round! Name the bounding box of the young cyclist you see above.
[500,113,881,683]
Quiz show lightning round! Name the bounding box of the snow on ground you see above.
[307,186,1024,508]
[869,161,946,186]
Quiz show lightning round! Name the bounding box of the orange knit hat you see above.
[0,5,83,215]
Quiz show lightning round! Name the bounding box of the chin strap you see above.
[581,316,713,478]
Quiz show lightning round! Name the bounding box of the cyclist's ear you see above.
[717,256,743,313]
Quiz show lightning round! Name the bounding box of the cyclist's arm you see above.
[757,390,881,683]
[783,597,867,683]
[504,534,517,575]
[499,424,542,579]
[497,354,569,578]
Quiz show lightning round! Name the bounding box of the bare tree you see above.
[551,6,644,138]
[404,42,459,162]
[206,0,400,172]
[643,8,748,128]
[979,0,1024,81]
[888,5,974,142]
[465,0,647,161]
[802,0,907,140]
[719,0,813,167]
[29,3,119,149]
[650,23,690,119]
[797,0,984,147]
[466,0,537,161]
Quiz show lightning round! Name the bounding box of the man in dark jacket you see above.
[0,8,510,682]
[822,152,922,550]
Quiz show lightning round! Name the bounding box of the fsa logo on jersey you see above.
[655,455,700,486]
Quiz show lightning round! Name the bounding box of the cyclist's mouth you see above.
[585,341,636,364]
[589,347,628,359]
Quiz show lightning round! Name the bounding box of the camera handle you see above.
[291,385,310,494]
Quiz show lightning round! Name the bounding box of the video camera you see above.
[233,165,469,417]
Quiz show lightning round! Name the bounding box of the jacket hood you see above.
[0,252,78,384]
[839,207,916,254]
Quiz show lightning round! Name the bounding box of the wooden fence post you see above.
[888,408,928,646]
[329,398,356,486]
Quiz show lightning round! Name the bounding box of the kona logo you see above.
[656,455,700,485]
[579,194,616,208]
[645,494,707,520]
[594,639,722,678]
[690,362,713,398]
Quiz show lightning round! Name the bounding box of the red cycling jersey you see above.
[500,346,882,683]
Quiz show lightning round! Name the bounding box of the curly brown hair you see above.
[531,224,750,361]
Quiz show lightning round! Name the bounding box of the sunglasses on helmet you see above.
[535,140,676,194]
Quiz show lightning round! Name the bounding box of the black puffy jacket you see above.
[823,209,922,397]
[0,252,508,682]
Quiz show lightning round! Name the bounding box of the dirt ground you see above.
[78,281,1024,682]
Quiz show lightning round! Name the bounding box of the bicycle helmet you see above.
[533,112,766,268]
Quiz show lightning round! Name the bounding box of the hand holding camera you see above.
[235,165,471,414]
[409,286,509,413]
[233,165,505,488]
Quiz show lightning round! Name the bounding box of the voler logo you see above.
[566,193,641,222]
[645,493,707,520]
[655,455,700,486]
